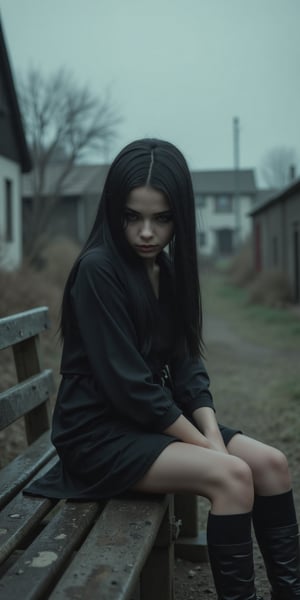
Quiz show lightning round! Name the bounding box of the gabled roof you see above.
[23,164,110,197]
[254,188,277,208]
[0,17,31,172]
[191,169,256,194]
[250,178,300,216]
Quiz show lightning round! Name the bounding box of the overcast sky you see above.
[1,0,299,181]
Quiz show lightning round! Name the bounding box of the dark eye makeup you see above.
[124,209,173,223]
[155,212,173,223]
[124,210,139,222]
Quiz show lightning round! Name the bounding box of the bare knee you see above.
[211,457,254,514]
[268,448,290,480]
[253,447,291,493]
[226,457,254,508]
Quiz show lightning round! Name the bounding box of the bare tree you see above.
[19,67,121,260]
[260,146,298,189]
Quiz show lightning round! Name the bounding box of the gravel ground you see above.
[174,275,300,599]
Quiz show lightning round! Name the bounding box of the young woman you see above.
[25,139,300,599]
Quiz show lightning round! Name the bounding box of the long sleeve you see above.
[170,351,215,418]
[71,249,182,432]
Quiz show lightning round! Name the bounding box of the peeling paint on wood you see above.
[30,551,58,568]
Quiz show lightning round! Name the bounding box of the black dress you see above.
[24,247,238,501]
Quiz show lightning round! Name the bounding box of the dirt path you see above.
[175,274,300,599]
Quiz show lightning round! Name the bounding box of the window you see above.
[5,179,13,242]
[215,195,232,213]
[195,193,206,208]
[198,231,206,247]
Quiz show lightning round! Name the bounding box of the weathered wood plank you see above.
[0,431,55,510]
[12,336,42,380]
[0,370,54,430]
[48,495,170,600]
[0,458,58,566]
[0,501,101,600]
[13,335,53,443]
[0,307,50,350]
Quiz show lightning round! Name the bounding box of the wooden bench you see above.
[0,307,180,599]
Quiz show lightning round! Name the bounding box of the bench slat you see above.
[0,431,56,510]
[0,370,54,430]
[0,501,101,600]
[49,495,170,600]
[0,308,50,350]
[0,457,58,566]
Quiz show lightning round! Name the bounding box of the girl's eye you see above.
[124,212,139,222]
[156,214,173,223]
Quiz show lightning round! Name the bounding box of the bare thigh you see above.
[227,433,291,495]
[132,441,254,514]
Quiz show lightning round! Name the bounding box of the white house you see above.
[191,170,257,256]
[0,18,31,269]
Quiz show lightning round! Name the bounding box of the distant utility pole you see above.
[233,116,241,249]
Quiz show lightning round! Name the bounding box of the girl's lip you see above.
[136,245,158,252]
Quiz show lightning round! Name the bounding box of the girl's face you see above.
[124,186,174,263]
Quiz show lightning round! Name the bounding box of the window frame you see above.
[214,194,233,213]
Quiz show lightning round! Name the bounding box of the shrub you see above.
[248,270,292,308]
[226,237,256,287]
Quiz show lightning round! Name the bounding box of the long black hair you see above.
[60,138,203,357]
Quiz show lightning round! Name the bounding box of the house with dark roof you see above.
[191,169,257,256]
[0,17,31,269]
[22,164,109,247]
[250,178,300,303]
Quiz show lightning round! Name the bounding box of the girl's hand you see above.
[206,433,228,453]
[192,407,228,453]
[164,415,210,448]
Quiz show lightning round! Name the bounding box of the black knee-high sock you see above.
[253,489,297,530]
[207,512,252,546]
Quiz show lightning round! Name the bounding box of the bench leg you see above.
[174,494,208,562]
[140,499,175,600]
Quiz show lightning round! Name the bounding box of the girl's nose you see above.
[140,220,154,239]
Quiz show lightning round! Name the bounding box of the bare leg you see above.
[227,434,291,495]
[228,435,300,597]
[132,440,254,514]
[133,440,260,598]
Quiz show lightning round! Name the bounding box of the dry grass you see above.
[225,237,294,309]
[0,236,80,320]
[0,263,62,392]
[0,264,60,319]
[226,237,256,287]
[248,269,292,308]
